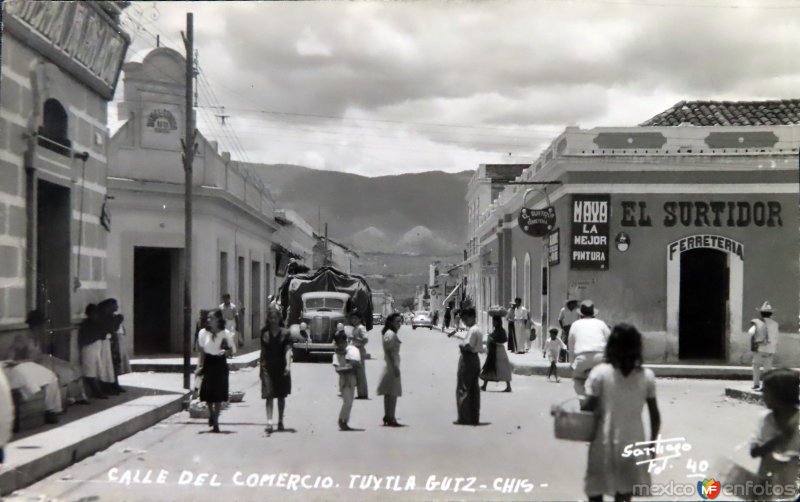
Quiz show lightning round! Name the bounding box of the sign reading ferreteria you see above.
[620,200,783,227]
[571,195,609,270]
[518,206,556,237]
[668,235,744,261]
[5,0,130,99]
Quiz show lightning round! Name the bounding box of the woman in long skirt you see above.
[377,313,403,426]
[198,317,234,433]
[260,305,293,434]
[448,308,484,425]
[481,314,512,392]
[79,304,107,399]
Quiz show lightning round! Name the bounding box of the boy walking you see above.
[333,328,361,431]
[544,327,567,382]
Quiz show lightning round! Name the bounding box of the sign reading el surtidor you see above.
[571,195,610,270]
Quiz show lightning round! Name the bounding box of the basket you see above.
[551,398,597,442]
[487,305,508,318]
[229,391,245,403]
[188,400,210,419]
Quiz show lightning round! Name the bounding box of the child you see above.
[749,368,800,496]
[544,327,567,382]
[332,326,361,431]
[580,323,661,502]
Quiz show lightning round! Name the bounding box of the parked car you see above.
[372,312,384,325]
[291,291,351,359]
[411,311,433,330]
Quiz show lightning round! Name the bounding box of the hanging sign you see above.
[519,206,556,237]
[571,194,610,270]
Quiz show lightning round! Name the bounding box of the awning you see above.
[443,283,461,304]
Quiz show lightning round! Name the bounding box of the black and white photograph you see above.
[0,0,799,500]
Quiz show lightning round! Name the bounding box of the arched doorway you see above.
[666,235,743,362]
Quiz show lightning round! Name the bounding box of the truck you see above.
[370,290,394,325]
[277,266,373,361]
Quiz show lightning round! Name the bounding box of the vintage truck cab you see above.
[291,291,351,359]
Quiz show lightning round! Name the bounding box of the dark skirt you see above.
[261,365,291,399]
[507,323,517,352]
[199,353,229,403]
[456,350,481,425]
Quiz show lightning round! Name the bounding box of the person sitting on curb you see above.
[568,300,610,396]
[749,301,778,391]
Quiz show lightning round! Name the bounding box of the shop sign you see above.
[620,200,783,228]
[668,235,743,261]
[519,206,556,237]
[548,229,560,265]
[571,195,609,270]
[5,0,130,98]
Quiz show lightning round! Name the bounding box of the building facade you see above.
[107,48,279,355]
[0,1,130,361]
[273,208,316,292]
[470,101,800,364]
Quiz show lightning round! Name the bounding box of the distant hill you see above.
[244,163,473,253]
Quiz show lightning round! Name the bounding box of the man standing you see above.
[749,301,778,391]
[219,294,239,346]
[568,300,610,396]
[350,310,369,399]
[506,302,517,353]
[449,307,485,425]
[512,298,530,354]
[557,298,580,362]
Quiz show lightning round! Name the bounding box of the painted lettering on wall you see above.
[668,235,744,261]
[620,201,783,228]
[571,195,609,270]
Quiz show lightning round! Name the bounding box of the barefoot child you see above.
[581,323,661,502]
[333,326,361,431]
[544,327,567,382]
[749,368,800,498]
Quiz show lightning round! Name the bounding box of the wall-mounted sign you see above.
[571,195,610,270]
[146,109,178,133]
[5,1,130,99]
[548,229,560,265]
[615,232,630,252]
[620,200,783,228]
[519,206,556,237]
[668,235,743,261]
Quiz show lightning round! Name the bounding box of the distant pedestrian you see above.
[432,310,439,328]
[260,305,293,434]
[449,307,484,425]
[198,316,235,433]
[512,298,530,353]
[350,310,369,399]
[333,328,360,431]
[444,307,452,330]
[377,313,403,426]
[749,301,778,391]
[220,294,240,347]
[544,327,567,382]
[558,298,580,362]
[580,323,661,502]
[749,368,800,494]
[480,312,512,392]
[97,299,121,395]
[453,310,461,332]
[78,304,109,399]
[568,300,610,396]
[506,302,517,353]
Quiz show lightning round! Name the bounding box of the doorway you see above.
[679,248,728,360]
[251,261,261,340]
[36,180,71,360]
[134,247,179,354]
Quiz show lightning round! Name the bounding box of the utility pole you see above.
[324,223,329,267]
[181,13,195,390]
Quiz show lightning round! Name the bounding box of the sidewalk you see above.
[130,349,261,372]
[0,372,189,496]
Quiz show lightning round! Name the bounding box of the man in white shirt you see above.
[568,300,610,396]
[749,301,779,391]
[557,298,580,362]
[448,307,485,425]
[513,298,531,354]
[219,294,239,346]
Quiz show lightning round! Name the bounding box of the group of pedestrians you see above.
[78,298,130,400]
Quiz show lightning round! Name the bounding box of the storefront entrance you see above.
[678,248,728,359]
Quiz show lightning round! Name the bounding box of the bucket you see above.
[551,397,597,442]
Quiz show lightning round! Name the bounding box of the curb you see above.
[0,392,189,496]
[512,363,758,380]
[130,360,258,373]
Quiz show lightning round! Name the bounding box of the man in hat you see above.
[568,300,610,396]
[748,301,778,391]
[557,298,580,362]
[219,294,240,347]
[349,310,369,399]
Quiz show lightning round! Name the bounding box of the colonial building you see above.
[272,208,316,291]
[471,100,799,364]
[0,1,130,361]
[106,47,279,354]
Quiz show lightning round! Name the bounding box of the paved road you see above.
[9,325,765,501]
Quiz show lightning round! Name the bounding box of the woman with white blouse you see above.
[197,315,236,432]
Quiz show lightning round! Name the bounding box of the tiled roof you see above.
[640,100,800,127]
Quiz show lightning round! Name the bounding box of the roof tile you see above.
[640,99,800,126]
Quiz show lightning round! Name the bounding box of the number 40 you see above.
[687,458,709,474]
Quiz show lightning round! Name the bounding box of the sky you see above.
[111,0,800,177]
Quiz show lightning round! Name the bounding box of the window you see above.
[38,98,71,155]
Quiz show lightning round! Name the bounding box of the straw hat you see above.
[757,301,773,313]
